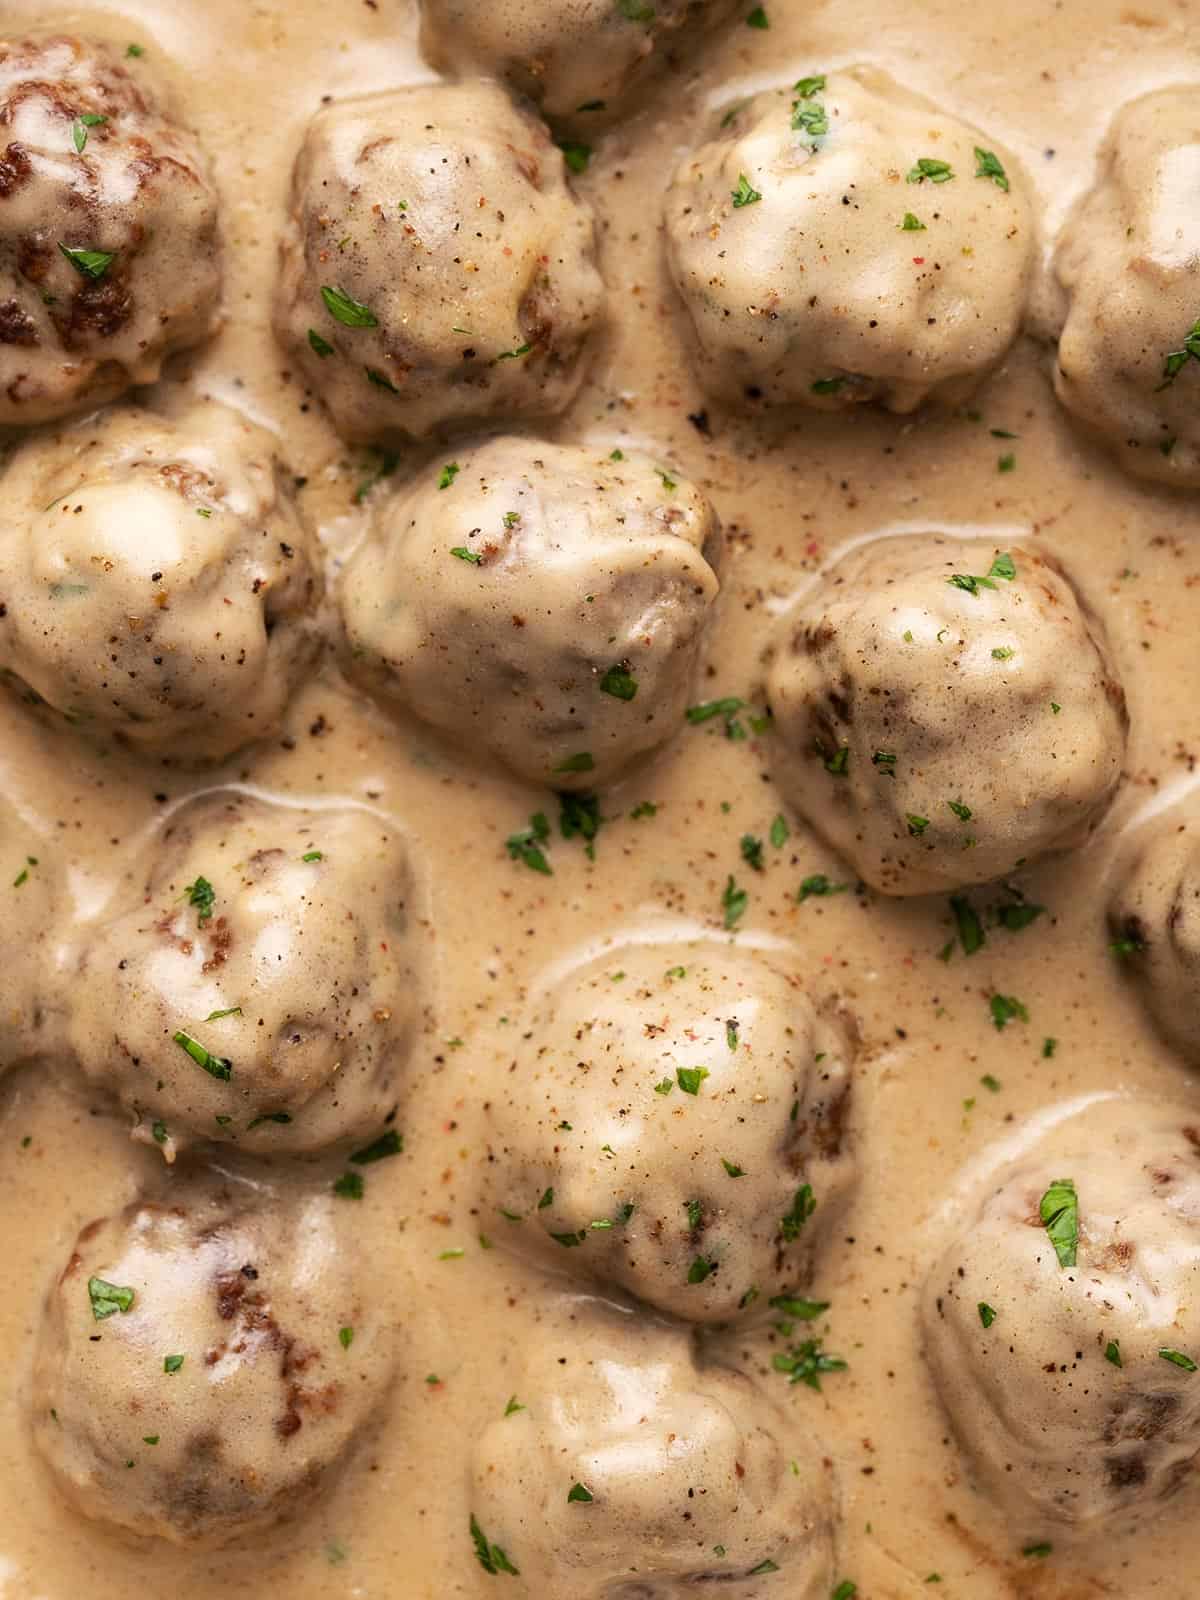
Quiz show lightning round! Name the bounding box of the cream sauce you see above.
[2,0,1200,1596]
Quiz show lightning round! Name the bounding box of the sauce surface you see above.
[2,0,1199,1595]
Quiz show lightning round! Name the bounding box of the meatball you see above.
[1050,89,1200,488]
[340,438,722,791]
[418,0,739,134]
[33,1181,396,1546]
[922,1099,1200,1530]
[1108,817,1200,1063]
[0,400,321,762]
[469,1299,836,1596]
[478,939,856,1323]
[66,793,418,1159]
[0,35,221,426]
[273,82,604,444]
[664,67,1035,413]
[763,535,1127,896]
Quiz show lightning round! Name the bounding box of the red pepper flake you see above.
[913,256,926,264]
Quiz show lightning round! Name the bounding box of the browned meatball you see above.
[273,81,603,444]
[0,35,222,425]
[33,1181,397,1546]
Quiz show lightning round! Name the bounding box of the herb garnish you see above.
[1039,1177,1078,1268]
[172,1029,232,1081]
[973,147,1010,190]
[470,1514,520,1576]
[59,243,116,280]
[907,158,954,184]
[184,875,215,925]
[780,1183,816,1242]
[321,285,378,327]
[88,1277,135,1321]
[350,1129,403,1165]
[731,173,762,208]
[599,662,638,700]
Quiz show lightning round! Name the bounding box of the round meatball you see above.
[1109,817,1200,1062]
[664,67,1035,413]
[33,1182,396,1546]
[470,1299,836,1596]
[478,939,856,1323]
[0,400,321,762]
[66,792,419,1159]
[1051,88,1200,488]
[340,438,722,791]
[922,1099,1200,1530]
[419,0,739,134]
[763,535,1127,896]
[0,35,221,426]
[273,82,604,445]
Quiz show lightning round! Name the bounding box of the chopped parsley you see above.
[184,875,215,924]
[676,1066,709,1095]
[832,1584,858,1600]
[989,993,1028,1030]
[504,1395,524,1416]
[907,157,954,184]
[740,834,765,873]
[470,1514,520,1576]
[770,814,789,848]
[1039,1177,1078,1268]
[506,812,552,875]
[558,791,602,858]
[493,341,532,363]
[1105,1339,1122,1368]
[333,1171,365,1200]
[558,141,591,174]
[1160,1348,1198,1372]
[163,1354,185,1374]
[307,328,335,357]
[950,896,985,956]
[438,461,461,490]
[599,662,638,700]
[59,243,116,280]
[350,1129,403,1164]
[824,745,850,776]
[906,814,930,836]
[726,1019,739,1050]
[901,211,926,231]
[653,1077,674,1095]
[722,1157,746,1177]
[687,1255,716,1284]
[88,1277,135,1321]
[978,1302,997,1329]
[812,376,847,396]
[773,1336,847,1390]
[339,1326,355,1350]
[172,1029,231,1081]
[566,1482,594,1503]
[768,1294,829,1320]
[974,147,1010,190]
[798,874,848,902]
[746,4,769,24]
[553,751,594,774]
[780,1183,816,1242]
[451,546,482,564]
[72,113,107,153]
[731,173,762,207]
[1159,318,1200,389]
[320,284,377,327]
[721,875,748,929]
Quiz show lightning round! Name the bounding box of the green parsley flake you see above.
[88,1277,135,1321]
[974,147,1010,190]
[172,1029,231,1081]
[438,461,461,490]
[184,875,215,924]
[1105,1339,1122,1367]
[798,874,848,902]
[350,1129,403,1165]
[721,875,748,929]
[746,4,769,24]
[687,1255,716,1284]
[978,1302,997,1329]
[676,1066,709,1095]
[599,663,638,700]
[989,992,1029,1030]
[907,157,954,184]
[780,1183,816,1242]
[451,546,482,564]
[320,284,377,327]
[1160,1348,1198,1372]
[470,1514,520,1576]
[558,141,591,174]
[566,1482,594,1503]
[163,1354,184,1374]
[901,211,927,231]
[59,243,116,280]
[333,1171,365,1200]
[731,173,762,208]
[1039,1177,1078,1268]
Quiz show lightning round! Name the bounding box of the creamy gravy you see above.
[1,0,1200,1595]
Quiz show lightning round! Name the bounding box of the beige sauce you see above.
[2,0,1200,1595]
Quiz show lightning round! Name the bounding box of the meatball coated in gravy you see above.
[340,438,722,790]
[0,36,221,425]
[764,535,1127,895]
[664,68,1034,413]
[67,794,417,1158]
[273,82,604,444]
[922,1100,1200,1531]
[418,0,739,133]
[469,1300,836,1596]
[1109,816,1200,1063]
[0,401,320,761]
[1051,88,1200,487]
[479,940,855,1322]
[33,1184,396,1546]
